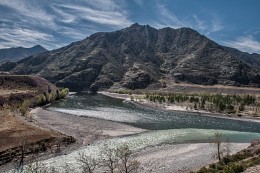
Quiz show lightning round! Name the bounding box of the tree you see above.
[212,131,223,162]
[101,145,118,173]
[19,100,31,116]
[77,152,98,173]
[194,103,197,110]
[116,144,140,173]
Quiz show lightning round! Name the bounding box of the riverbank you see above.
[30,107,146,152]
[2,105,257,172]
[0,107,146,172]
[135,143,250,173]
[99,91,260,123]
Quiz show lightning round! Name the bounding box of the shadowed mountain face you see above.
[1,24,260,91]
[223,46,260,70]
[0,45,47,64]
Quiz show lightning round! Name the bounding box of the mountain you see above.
[1,23,260,91]
[223,46,260,70]
[0,45,47,63]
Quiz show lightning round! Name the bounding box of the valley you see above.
[0,21,260,173]
[7,92,258,173]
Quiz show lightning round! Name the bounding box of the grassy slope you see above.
[0,75,74,167]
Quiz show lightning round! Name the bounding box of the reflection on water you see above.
[49,93,260,133]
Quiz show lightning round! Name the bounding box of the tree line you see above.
[145,92,257,114]
[114,89,258,115]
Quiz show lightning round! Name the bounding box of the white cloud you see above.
[0,0,56,29]
[193,15,207,31]
[51,5,77,24]
[0,27,62,50]
[86,0,120,11]
[224,36,260,54]
[0,0,133,49]
[55,4,131,28]
[152,4,223,36]
[206,18,223,35]
[154,4,185,28]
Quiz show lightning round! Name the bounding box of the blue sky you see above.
[0,0,260,53]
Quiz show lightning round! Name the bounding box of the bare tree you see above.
[16,137,28,173]
[101,145,119,173]
[212,131,223,162]
[20,154,54,173]
[223,139,231,158]
[77,152,98,173]
[63,162,72,173]
[116,144,140,173]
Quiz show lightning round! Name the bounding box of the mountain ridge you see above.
[1,23,260,91]
[0,45,47,64]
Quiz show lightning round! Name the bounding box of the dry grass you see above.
[0,110,58,152]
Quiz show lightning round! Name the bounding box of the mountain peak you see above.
[129,23,142,28]
[31,45,48,51]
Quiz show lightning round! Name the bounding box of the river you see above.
[16,92,259,172]
[49,93,260,134]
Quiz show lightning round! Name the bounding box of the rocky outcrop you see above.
[1,24,260,91]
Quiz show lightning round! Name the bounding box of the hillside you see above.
[0,45,47,64]
[223,46,260,70]
[0,75,74,167]
[1,24,260,91]
[0,75,58,107]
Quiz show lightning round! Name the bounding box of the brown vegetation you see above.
[0,110,75,167]
[0,75,73,168]
[195,139,260,173]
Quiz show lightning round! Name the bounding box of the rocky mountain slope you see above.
[223,46,260,69]
[1,24,260,91]
[0,45,47,64]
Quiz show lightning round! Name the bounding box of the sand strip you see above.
[31,107,146,148]
[135,143,250,173]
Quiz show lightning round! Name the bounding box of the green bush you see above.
[59,88,69,99]
[36,94,47,106]
[20,100,31,116]
[223,163,244,173]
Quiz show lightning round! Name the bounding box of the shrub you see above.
[20,100,31,116]
[59,88,69,99]
[36,94,47,106]
[224,163,244,173]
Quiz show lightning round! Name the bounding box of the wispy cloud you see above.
[0,0,56,29]
[152,4,223,36]
[224,35,260,53]
[193,15,207,32]
[206,18,223,35]
[0,26,63,49]
[0,0,132,50]
[54,4,131,27]
[153,4,185,28]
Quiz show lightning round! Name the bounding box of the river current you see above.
[20,92,259,172]
[49,93,260,134]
